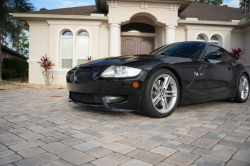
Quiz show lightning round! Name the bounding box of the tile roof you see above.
[23,5,107,16]
[22,2,250,22]
[180,2,250,21]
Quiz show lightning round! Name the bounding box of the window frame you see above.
[76,31,90,66]
[210,35,219,45]
[60,30,74,70]
[196,35,206,42]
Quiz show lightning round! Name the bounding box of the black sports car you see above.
[67,41,249,118]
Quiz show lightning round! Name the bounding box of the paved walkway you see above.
[0,89,250,166]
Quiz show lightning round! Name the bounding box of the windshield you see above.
[150,42,205,58]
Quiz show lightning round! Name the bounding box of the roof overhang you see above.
[96,0,195,12]
[178,18,250,28]
[12,13,109,22]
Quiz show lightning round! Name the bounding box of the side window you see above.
[206,46,220,56]
[206,46,233,62]
[223,50,234,62]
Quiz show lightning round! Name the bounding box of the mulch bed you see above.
[0,81,66,89]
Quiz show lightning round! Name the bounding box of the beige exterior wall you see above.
[185,25,234,51]
[28,21,50,85]
[99,23,110,59]
[107,1,180,26]
[175,26,186,42]
[243,27,250,70]
[27,20,103,85]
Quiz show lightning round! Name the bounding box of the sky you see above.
[29,0,241,11]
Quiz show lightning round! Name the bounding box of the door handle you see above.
[228,67,232,70]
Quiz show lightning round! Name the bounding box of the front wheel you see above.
[140,69,180,118]
[234,73,249,103]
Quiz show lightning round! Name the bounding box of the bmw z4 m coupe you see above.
[67,42,249,118]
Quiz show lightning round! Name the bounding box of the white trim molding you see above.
[194,31,209,42]
[12,13,108,21]
[185,25,234,31]
[27,59,39,64]
[121,32,156,37]
[179,19,239,26]
[107,1,180,10]
[47,20,102,26]
[26,21,48,26]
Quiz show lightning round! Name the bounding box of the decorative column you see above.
[165,25,176,44]
[109,23,121,57]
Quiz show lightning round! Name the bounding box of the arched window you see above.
[210,35,219,45]
[196,35,205,41]
[76,31,89,65]
[61,31,73,69]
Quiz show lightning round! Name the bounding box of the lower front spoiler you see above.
[69,99,135,112]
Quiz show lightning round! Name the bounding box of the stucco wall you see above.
[28,21,49,85]
[185,25,234,51]
[231,31,244,49]
[27,20,102,85]
[243,28,250,71]
[108,1,179,26]
[175,26,186,42]
[99,23,110,59]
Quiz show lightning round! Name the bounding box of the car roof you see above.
[172,41,221,47]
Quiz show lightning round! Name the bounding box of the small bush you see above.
[9,69,18,78]
[20,69,28,82]
[3,58,28,77]
[1,69,12,79]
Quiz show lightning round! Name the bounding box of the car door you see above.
[202,45,235,99]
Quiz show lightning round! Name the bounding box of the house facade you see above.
[13,0,250,85]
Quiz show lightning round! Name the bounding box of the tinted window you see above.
[206,46,233,62]
[150,42,205,58]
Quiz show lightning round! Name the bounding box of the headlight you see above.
[101,66,142,78]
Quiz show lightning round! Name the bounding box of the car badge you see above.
[194,71,199,77]
[200,73,203,76]
[161,92,164,96]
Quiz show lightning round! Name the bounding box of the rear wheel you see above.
[141,69,180,118]
[234,73,249,103]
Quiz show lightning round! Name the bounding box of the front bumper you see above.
[67,79,144,112]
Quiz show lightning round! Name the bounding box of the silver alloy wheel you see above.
[239,75,249,100]
[151,74,177,113]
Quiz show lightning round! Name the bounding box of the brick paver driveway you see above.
[0,88,250,166]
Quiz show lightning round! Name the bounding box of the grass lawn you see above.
[3,78,29,82]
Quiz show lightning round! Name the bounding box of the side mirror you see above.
[205,51,222,59]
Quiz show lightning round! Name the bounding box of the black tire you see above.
[234,73,249,103]
[140,69,180,118]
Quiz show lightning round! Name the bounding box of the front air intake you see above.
[74,69,94,83]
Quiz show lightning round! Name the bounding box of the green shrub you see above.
[1,69,12,79]
[3,58,28,77]
[9,69,18,78]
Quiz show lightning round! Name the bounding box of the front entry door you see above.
[121,37,154,55]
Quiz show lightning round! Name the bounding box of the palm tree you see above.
[0,0,35,81]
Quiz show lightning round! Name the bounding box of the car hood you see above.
[76,54,193,70]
